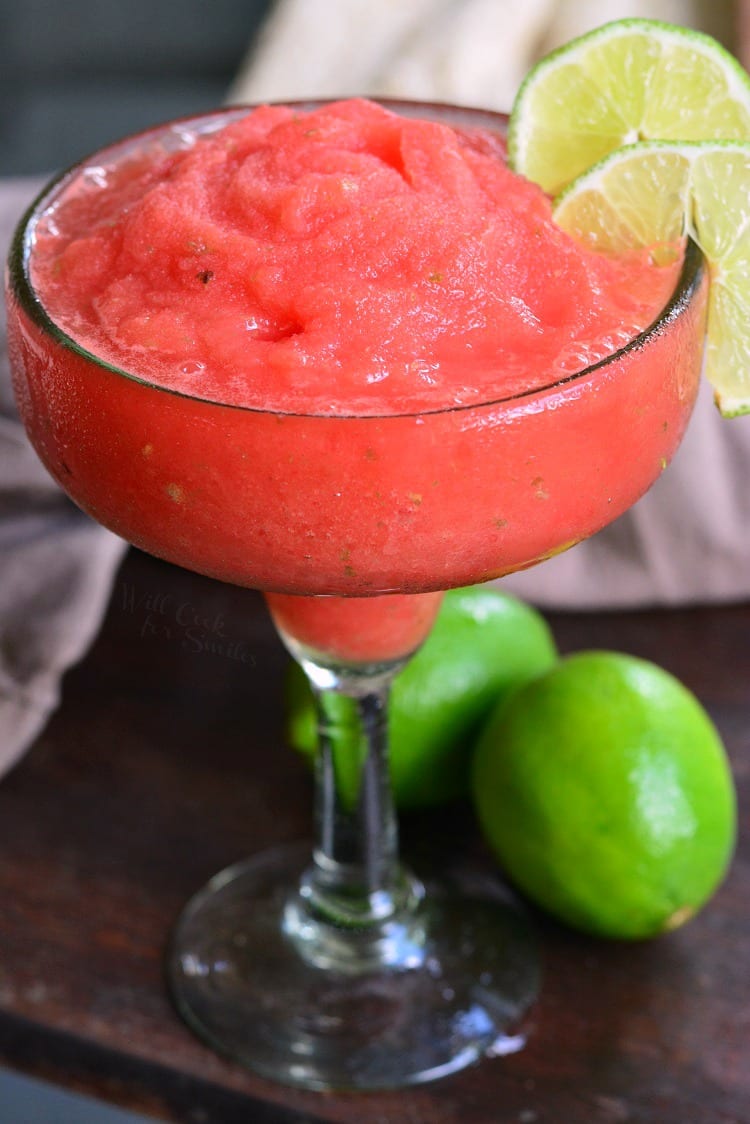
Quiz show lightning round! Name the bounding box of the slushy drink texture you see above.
[31,99,680,411]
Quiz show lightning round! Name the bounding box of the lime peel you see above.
[472,651,736,940]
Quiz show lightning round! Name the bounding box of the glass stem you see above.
[265,591,440,966]
[281,655,428,973]
[308,670,403,925]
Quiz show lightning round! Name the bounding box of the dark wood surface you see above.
[0,546,747,1124]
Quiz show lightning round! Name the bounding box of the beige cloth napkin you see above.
[1,0,748,780]
[230,0,732,111]
[0,181,127,776]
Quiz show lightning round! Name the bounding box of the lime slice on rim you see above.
[508,18,750,196]
[554,140,750,417]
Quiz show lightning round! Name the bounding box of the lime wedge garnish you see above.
[553,141,750,417]
[508,18,750,196]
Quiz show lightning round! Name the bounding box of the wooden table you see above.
[0,546,747,1124]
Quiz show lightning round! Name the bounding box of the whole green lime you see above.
[285,586,558,809]
[472,651,737,939]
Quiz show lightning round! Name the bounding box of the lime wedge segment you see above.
[509,19,750,196]
[552,145,691,256]
[553,140,750,417]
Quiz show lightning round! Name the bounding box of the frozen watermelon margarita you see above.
[10,101,705,644]
[6,99,708,1089]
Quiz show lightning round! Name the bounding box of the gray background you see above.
[0,0,271,175]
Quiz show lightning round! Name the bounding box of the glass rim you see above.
[7,99,706,421]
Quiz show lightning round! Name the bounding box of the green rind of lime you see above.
[472,651,737,940]
[285,586,558,810]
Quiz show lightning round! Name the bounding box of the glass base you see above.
[167,844,540,1091]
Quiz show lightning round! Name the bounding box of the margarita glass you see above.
[5,102,708,1091]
